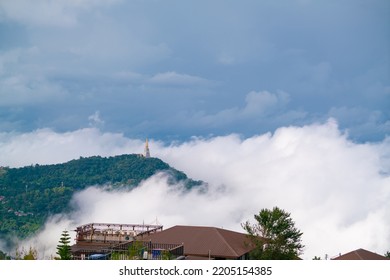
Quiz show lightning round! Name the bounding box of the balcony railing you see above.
[72,240,184,260]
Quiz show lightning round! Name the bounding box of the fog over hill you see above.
[0,153,202,242]
[0,119,389,259]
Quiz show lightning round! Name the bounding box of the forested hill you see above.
[0,154,202,240]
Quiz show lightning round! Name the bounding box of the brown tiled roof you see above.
[140,225,254,259]
[332,248,389,260]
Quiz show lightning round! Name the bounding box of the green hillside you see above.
[0,154,202,241]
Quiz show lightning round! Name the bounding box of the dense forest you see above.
[0,154,202,241]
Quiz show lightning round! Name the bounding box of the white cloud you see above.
[148,71,211,87]
[88,111,105,127]
[19,215,74,259]
[0,128,143,167]
[1,120,389,259]
[157,121,390,259]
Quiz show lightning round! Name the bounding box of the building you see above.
[70,223,255,260]
[144,138,150,158]
[140,225,255,260]
[70,222,165,259]
[332,248,389,260]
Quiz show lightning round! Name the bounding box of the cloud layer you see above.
[1,120,389,259]
[0,1,388,141]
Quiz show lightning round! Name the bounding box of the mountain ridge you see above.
[0,154,203,241]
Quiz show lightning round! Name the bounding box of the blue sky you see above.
[0,0,389,142]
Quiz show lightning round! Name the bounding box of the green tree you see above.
[56,230,72,260]
[14,246,38,260]
[385,251,390,259]
[23,246,38,260]
[242,206,304,260]
[161,250,172,260]
[0,249,11,260]
[128,241,144,260]
[110,252,123,260]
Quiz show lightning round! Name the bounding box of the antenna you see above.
[148,217,160,225]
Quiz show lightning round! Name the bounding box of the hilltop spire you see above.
[144,138,150,158]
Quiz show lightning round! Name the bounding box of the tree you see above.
[242,206,304,260]
[56,230,72,260]
[128,241,145,260]
[0,249,10,260]
[385,251,390,259]
[14,246,38,260]
[23,246,38,260]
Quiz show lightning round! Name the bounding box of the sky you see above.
[0,0,389,260]
[0,0,389,141]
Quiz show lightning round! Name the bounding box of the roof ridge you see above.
[354,250,363,260]
[214,228,240,257]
